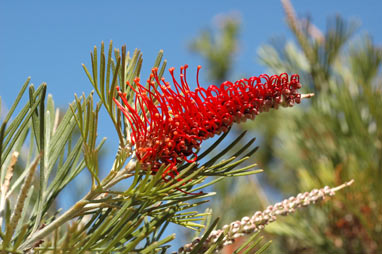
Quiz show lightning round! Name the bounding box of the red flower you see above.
[114,65,302,178]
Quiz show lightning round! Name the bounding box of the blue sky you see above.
[1,1,381,106]
[2,0,380,170]
[0,0,381,247]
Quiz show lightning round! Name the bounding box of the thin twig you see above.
[301,93,315,99]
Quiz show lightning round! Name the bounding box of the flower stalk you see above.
[175,180,354,253]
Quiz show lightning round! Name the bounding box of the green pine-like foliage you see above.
[0,41,273,253]
[0,2,358,253]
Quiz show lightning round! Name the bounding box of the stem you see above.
[331,179,354,192]
[103,158,136,190]
[20,195,91,250]
[20,158,138,251]
[301,93,315,99]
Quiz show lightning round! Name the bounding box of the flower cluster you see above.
[114,65,303,177]
[175,180,354,254]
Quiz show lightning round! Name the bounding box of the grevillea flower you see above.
[114,65,303,178]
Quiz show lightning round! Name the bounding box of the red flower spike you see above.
[113,65,303,179]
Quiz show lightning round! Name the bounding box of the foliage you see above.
[255,4,382,252]
[0,41,272,253]
[0,4,357,251]
[190,2,380,253]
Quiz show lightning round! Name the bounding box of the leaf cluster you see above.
[0,41,267,253]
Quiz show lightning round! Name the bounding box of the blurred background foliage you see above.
[190,1,381,253]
